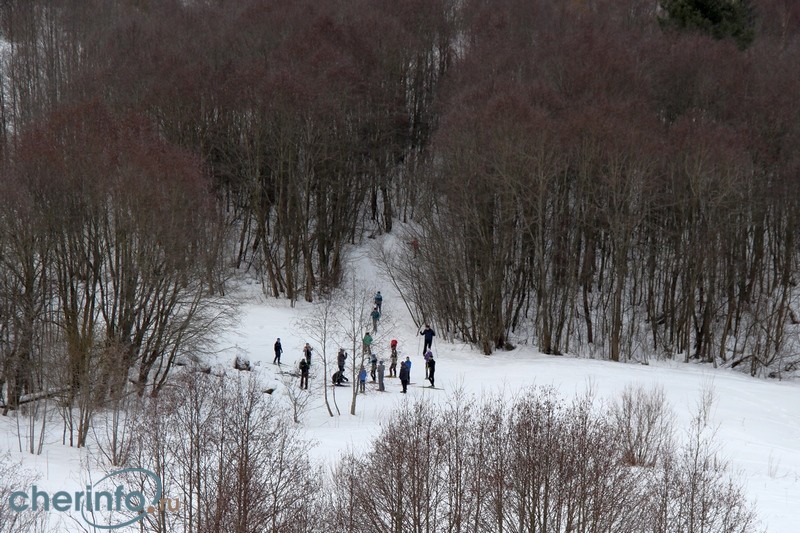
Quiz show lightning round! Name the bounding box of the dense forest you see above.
[1,0,799,419]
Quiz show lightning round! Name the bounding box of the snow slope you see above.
[219,290,800,533]
[1,239,799,531]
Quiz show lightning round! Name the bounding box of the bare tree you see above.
[331,275,376,415]
[297,294,338,416]
[326,385,760,532]
[126,371,322,533]
[612,384,675,467]
[0,453,49,532]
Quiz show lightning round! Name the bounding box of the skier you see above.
[371,307,381,333]
[337,348,349,380]
[303,343,313,367]
[273,338,283,365]
[419,325,436,354]
[377,360,386,391]
[399,359,410,394]
[423,350,433,379]
[374,291,383,313]
[299,358,310,390]
[427,355,436,388]
[358,365,367,394]
[370,352,378,382]
[363,332,373,355]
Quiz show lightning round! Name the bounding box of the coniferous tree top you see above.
[659,0,755,49]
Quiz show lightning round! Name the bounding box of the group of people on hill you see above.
[272,338,313,389]
[352,343,432,393]
[272,291,439,393]
[352,321,437,393]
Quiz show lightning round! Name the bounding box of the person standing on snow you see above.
[374,291,383,313]
[358,365,367,393]
[273,338,283,365]
[303,343,313,367]
[389,341,398,377]
[370,352,378,382]
[337,348,349,381]
[399,359,410,393]
[427,355,436,388]
[299,358,310,390]
[377,360,386,391]
[420,325,435,354]
[363,332,373,355]
[423,350,433,379]
[371,307,381,333]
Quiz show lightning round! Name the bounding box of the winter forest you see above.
[1,0,800,532]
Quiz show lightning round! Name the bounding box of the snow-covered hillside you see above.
[1,240,799,532]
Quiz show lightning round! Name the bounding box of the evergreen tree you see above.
[659,0,755,49]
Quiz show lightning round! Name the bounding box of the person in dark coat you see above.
[374,291,383,313]
[332,370,346,386]
[299,358,309,390]
[273,338,283,365]
[399,360,410,393]
[303,343,313,367]
[427,356,436,388]
[420,325,435,354]
[336,348,349,381]
[370,352,378,382]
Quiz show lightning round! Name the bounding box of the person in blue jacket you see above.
[358,365,367,393]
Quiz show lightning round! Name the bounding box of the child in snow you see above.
[424,350,433,379]
[358,365,367,393]
[332,370,346,386]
